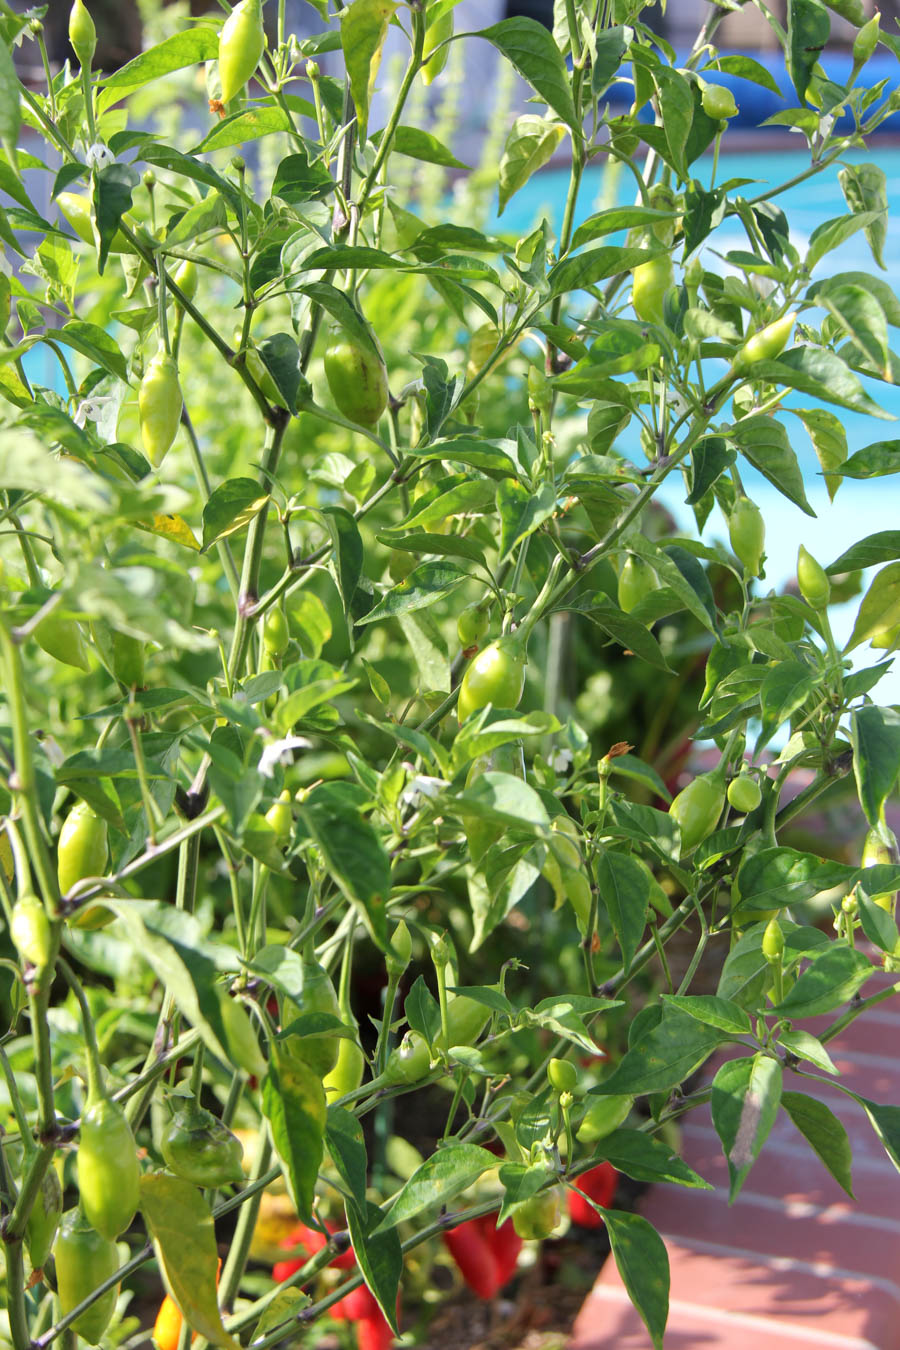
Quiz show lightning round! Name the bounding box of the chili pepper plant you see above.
[1,0,900,1347]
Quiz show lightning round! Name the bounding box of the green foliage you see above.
[1,0,900,1347]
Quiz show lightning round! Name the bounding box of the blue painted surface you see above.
[602,50,900,133]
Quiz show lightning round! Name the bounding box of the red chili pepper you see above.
[567,1163,619,1229]
[486,1218,522,1287]
[443,1215,522,1298]
[272,1220,354,1283]
[356,1311,394,1350]
[443,1218,499,1299]
[333,1284,379,1322]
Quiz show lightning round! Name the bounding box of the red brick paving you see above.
[569,987,900,1349]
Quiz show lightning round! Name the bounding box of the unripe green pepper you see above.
[732,312,796,372]
[577,1094,634,1143]
[669,770,726,854]
[68,0,96,67]
[853,11,880,67]
[727,771,761,814]
[265,789,293,844]
[617,554,658,613]
[457,636,526,722]
[218,991,267,1079]
[381,994,491,1086]
[77,1095,141,1239]
[797,545,830,610]
[54,1209,119,1344]
[323,1025,366,1101]
[262,606,290,657]
[762,916,784,963]
[728,495,765,577]
[56,193,134,256]
[527,363,553,420]
[324,331,389,427]
[647,183,677,246]
[32,595,90,672]
[160,1101,244,1187]
[632,253,673,326]
[422,7,454,84]
[218,0,265,104]
[547,1058,577,1094]
[26,1161,63,1271]
[139,344,183,468]
[701,83,738,119]
[280,958,342,1077]
[862,824,898,913]
[512,1187,561,1241]
[58,801,108,897]
[173,258,198,302]
[457,602,490,649]
[11,896,51,969]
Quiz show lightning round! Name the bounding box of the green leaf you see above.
[202,478,269,551]
[139,1173,239,1350]
[856,885,900,954]
[592,1006,729,1097]
[498,115,566,214]
[340,0,398,143]
[652,65,693,180]
[376,124,469,169]
[782,1091,854,1196]
[322,506,364,618]
[478,17,578,132]
[770,943,873,1018]
[376,530,487,569]
[787,0,830,104]
[261,1040,327,1223]
[794,406,846,500]
[345,1199,402,1333]
[326,1107,368,1211]
[603,1210,669,1350]
[728,416,815,515]
[375,1144,497,1232]
[0,39,21,160]
[711,1054,782,1202]
[356,561,469,625]
[548,246,661,299]
[192,107,293,154]
[687,436,735,505]
[109,902,237,1068]
[760,660,817,726]
[299,783,391,950]
[835,441,900,480]
[847,562,900,649]
[851,705,900,828]
[596,1129,713,1189]
[712,53,781,95]
[660,994,752,1036]
[594,851,650,975]
[858,1097,900,1175]
[573,599,673,674]
[750,348,891,419]
[779,1028,838,1075]
[496,480,557,561]
[806,212,882,273]
[102,28,219,96]
[736,847,854,912]
[93,163,139,275]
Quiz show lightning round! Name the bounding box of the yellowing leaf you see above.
[139,1172,240,1350]
[141,513,202,551]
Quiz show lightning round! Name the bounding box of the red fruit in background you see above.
[567,1163,619,1229]
[486,1218,522,1287]
[443,1215,522,1297]
[272,1220,355,1282]
[333,1284,379,1322]
[356,1308,394,1350]
[443,1219,498,1298]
